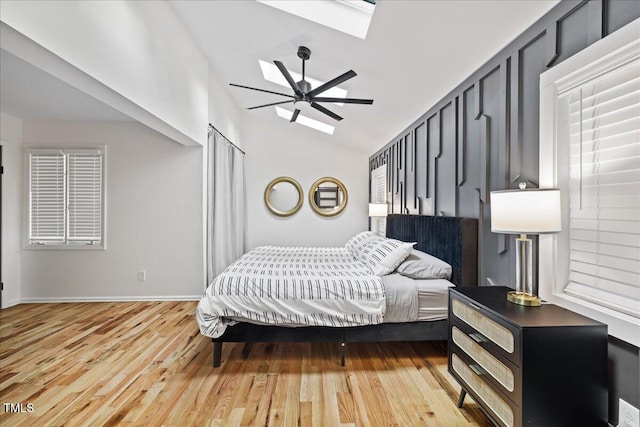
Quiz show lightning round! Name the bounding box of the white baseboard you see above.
[1,297,21,309]
[19,295,201,303]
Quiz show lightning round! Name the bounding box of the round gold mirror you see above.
[264,177,303,217]
[309,177,348,217]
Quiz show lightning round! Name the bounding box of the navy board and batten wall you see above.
[367,0,640,425]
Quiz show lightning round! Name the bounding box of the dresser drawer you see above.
[451,325,520,402]
[449,287,607,427]
[450,294,521,366]
[451,353,519,427]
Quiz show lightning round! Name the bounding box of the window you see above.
[27,147,105,248]
[370,165,387,235]
[257,0,376,40]
[563,62,639,318]
[539,19,640,346]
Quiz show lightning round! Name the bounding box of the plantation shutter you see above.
[29,151,66,243]
[371,165,387,235]
[67,150,103,244]
[372,165,386,203]
[563,58,640,318]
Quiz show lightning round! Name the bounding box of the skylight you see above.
[258,60,347,105]
[257,0,375,40]
[275,106,335,135]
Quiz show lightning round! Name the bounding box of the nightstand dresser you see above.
[448,286,608,427]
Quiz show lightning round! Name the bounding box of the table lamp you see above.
[368,203,388,218]
[369,203,388,236]
[490,183,561,306]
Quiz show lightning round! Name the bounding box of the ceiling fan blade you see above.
[311,102,343,121]
[290,109,300,123]
[274,60,303,96]
[247,100,294,110]
[312,97,374,105]
[230,83,295,98]
[307,70,357,98]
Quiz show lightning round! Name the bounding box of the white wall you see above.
[19,120,204,301]
[0,1,370,301]
[0,1,208,146]
[0,113,22,307]
[243,116,369,248]
[208,70,244,146]
[0,1,249,302]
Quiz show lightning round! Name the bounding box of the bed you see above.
[198,214,478,367]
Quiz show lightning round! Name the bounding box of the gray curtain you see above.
[206,128,246,285]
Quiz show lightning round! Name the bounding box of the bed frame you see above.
[210,214,478,367]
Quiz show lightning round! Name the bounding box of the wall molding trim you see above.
[368,2,640,423]
[19,296,201,304]
[1,298,21,309]
[369,0,639,289]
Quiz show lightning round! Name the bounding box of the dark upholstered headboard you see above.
[385,215,478,287]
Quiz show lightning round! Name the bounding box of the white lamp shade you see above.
[368,203,388,217]
[490,189,561,234]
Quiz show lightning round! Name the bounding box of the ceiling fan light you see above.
[294,99,312,113]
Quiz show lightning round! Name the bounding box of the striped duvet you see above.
[196,246,386,338]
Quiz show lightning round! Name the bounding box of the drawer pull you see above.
[452,326,515,392]
[452,354,514,427]
[468,301,482,311]
[469,364,486,376]
[469,332,487,343]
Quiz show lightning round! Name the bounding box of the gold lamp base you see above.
[507,291,541,307]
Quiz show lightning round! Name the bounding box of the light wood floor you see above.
[0,301,491,426]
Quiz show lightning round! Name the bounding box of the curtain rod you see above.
[208,123,245,155]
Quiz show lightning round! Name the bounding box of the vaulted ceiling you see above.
[1,1,559,154]
[170,0,559,153]
[0,48,130,121]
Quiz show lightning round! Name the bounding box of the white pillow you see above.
[345,231,383,257]
[358,238,415,276]
[395,249,452,280]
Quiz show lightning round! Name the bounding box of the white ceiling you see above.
[170,0,560,153]
[0,1,559,152]
[0,49,130,121]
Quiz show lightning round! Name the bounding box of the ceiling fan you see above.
[230,46,373,123]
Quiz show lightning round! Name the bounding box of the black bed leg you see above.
[340,342,346,367]
[457,389,466,408]
[213,341,222,367]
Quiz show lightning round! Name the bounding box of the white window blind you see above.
[28,148,104,247]
[563,59,640,318]
[370,165,387,235]
[372,166,386,203]
[67,151,103,244]
[29,151,65,243]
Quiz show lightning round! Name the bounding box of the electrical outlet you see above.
[138,270,146,281]
[619,399,640,427]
